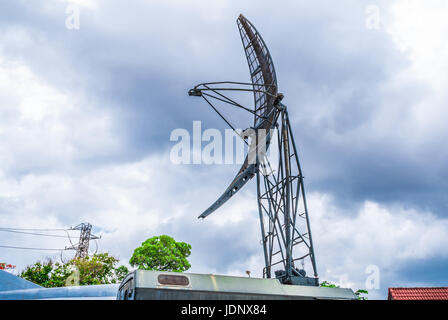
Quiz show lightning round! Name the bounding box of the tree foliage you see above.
[320,280,340,288]
[20,260,72,288]
[320,280,369,300]
[354,289,369,300]
[70,252,128,285]
[20,253,129,288]
[129,235,191,272]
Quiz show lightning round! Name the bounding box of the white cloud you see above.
[1,0,447,300]
[385,0,448,148]
[57,0,98,10]
[3,145,447,299]
[388,0,448,87]
[0,56,123,175]
[309,193,448,298]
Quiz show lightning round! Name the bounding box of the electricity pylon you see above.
[66,223,100,259]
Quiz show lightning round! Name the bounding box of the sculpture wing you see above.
[199,14,278,219]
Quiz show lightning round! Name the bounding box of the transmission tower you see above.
[66,223,100,259]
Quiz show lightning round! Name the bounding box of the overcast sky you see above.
[1,0,447,299]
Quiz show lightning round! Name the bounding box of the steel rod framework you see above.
[257,106,318,284]
[65,223,100,259]
[188,14,318,286]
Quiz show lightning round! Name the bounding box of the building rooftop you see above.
[388,287,448,300]
[0,270,41,292]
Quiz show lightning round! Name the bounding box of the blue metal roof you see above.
[0,284,119,300]
[0,270,41,291]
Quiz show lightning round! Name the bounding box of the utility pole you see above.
[66,223,100,259]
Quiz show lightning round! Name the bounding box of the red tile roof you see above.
[388,287,448,300]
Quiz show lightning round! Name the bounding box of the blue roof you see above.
[0,284,119,300]
[0,270,41,291]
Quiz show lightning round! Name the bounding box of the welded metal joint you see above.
[188,88,202,96]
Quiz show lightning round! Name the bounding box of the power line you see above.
[0,227,74,232]
[0,229,70,238]
[0,245,67,251]
[0,223,100,257]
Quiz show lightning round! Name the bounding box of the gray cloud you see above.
[1,0,447,299]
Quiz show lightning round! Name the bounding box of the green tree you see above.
[354,289,369,300]
[115,265,130,282]
[129,235,191,272]
[70,252,129,285]
[320,280,369,300]
[319,280,339,288]
[20,253,129,287]
[19,259,72,288]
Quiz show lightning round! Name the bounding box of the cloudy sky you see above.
[1,0,447,299]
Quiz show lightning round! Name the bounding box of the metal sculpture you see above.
[189,14,318,286]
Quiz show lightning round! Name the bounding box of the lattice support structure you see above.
[257,106,318,285]
[188,14,319,286]
[66,223,99,259]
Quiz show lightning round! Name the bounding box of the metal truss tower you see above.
[188,14,318,286]
[66,223,99,259]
